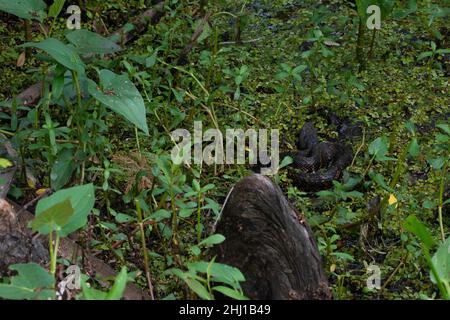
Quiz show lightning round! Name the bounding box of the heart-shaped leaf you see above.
[31,198,74,233]
[88,69,149,135]
[34,184,95,237]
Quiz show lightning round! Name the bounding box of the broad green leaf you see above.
[87,69,149,135]
[403,215,436,250]
[0,263,55,300]
[34,184,95,237]
[51,72,65,100]
[31,199,74,233]
[20,38,85,75]
[369,136,394,161]
[199,234,225,247]
[213,286,249,300]
[48,0,65,18]
[50,148,77,190]
[0,0,46,21]
[105,267,128,300]
[430,237,450,285]
[185,278,212,300]
[66,30,122,55]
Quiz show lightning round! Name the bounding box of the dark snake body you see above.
[286,122,353,191]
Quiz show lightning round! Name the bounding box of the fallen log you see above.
[12,1,166,107]
[212,174,331,300]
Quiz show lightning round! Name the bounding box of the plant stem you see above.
[71,71,86,184]
[197,191,202,243]
[135,126,141,155]
[438,160,448,242]
[368,29,377,59]
[135,199,155,300]
[356,19,366,72]
[49,232,60,277]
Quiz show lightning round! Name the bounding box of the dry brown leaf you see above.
[16,51,26,67]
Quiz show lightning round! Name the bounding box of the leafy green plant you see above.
[403,215,450,299]
[427,123,450,242]
[167,256,248,300]
[31,184,95,276]
[417,41,450,71]
[0,263,55,300]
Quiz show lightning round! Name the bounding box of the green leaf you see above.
[0,263,55,300]
[115,213,135,223]
[436,123,450,136]
[369,172,394,193]
[34,184,95,236]
[105,267,128,300]
[66,30,122,55]
[51,72,65,100]
[87,69,149,135]
[403,215,436,250]
[428,157,446,170]
[20,38,85,75]
[187,261,245,288]
[0,0,46,21]
[279,156,293,169]
[48,0,65,18]
[190,245,201,256]
[213,286,249,300]
[417,51,433,61]
[430,237,450,285]
[292,65,307,74]
[199,234,225,247]
[331,252,355,262]
[50,148,77,190]
[408,138,420,158]
[369,136,394,161]
[185,278,212,300]
[31,199,74,233]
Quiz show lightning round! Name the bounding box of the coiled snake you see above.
[286,122,353,191]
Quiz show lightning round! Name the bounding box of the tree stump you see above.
[212,174,331,300]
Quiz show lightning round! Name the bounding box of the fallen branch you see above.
[177,12,213,65]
